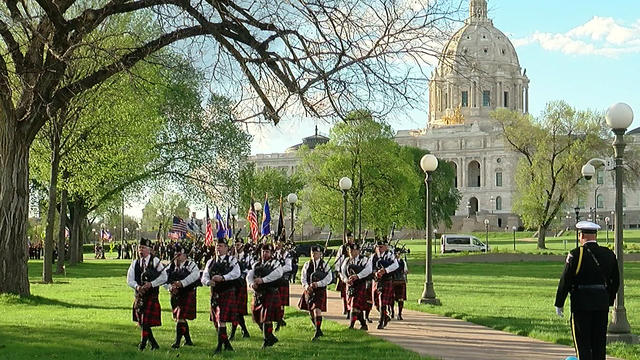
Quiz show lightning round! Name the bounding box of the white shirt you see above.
[201,255,241,286]
[365,250,399,276]
[301,258,332,288]
[126,255,168,290]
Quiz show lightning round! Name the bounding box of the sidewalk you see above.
[289,284,621,360]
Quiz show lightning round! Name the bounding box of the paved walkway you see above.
[289,284,621,360]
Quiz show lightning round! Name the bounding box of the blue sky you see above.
[249,0,640,155]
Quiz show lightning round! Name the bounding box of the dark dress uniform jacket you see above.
[555,242,620,312]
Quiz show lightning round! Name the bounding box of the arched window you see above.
[496,196,502,210]
[597,169,604,184]
[467,160,481,187]
[596,194,604,209]
[449,161,458,188]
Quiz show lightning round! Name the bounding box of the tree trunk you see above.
[70,201,88,264]
[0,116,31,296]
[536,224,547,249]
[56,187,68,274]
[43,137,61,283]
[69,201,78,265]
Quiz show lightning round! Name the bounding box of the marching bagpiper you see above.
[230,238,252,340]
[341,243,372,330]
[275,236,293,330]
[299,245,333,341]
[126,238,167,351]
[201,238,240,354]
[391,250,409,320]
[370,240,398,329]
[335,230,355,318]
[164,244,200,348]
[246,243,284,348]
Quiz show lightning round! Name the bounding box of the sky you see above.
[126,0,640,219]
[247,0,640,155]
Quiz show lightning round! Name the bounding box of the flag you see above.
[276,195,286,240]
[101,229,112,241]
[215,207,227,239]
[171,216,188,238]
[167,231,180,240]
[226,208,233,239]
[205,206,214,247]
[261,197,271,236]
[247,202,259,243]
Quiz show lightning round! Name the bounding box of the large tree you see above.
[1,0,460,295]
[492,101,608,249]
[238,163,305,210]
[299,110,459,237]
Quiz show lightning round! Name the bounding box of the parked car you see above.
[440,234,488,253]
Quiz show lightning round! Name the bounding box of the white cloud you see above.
[513,16,640,57]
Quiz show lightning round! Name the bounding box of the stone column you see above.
[525,86,529,113]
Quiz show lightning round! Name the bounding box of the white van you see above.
[440,234,488,253]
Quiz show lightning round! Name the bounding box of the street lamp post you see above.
[433,229,438,255]
[605,102,636,343]
[254,202,262,227]
[466,201,471,218]
[574,206,580,248]
[483,219,489,252]
[418,154,440,305]
[512,226,516,251]
[339,177,352,245]
[605,217,610,244]
[287,193,298,242]
[230,207,238,236]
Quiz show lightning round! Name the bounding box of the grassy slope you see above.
[0,259,429,360]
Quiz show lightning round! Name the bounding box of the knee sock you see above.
[315,316,323,331]
[174,322,183,344]
[398,301,404,316]
[183,322,192,343]
[358,311,366,326]
[350,311,358,327]
[238,315,248,332]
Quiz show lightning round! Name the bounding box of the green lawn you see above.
[0,259,430,360]
[402,257,640,360]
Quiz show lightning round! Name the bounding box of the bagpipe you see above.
[134,256,175,316]
[252,261,279,306]
[306,249,335,304]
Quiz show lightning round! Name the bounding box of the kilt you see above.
[210,287,238,323]
[373,279,394,307]
[132,293,162,327]
[172,288,197,320]
[252,289,281,324]
[235,280,248,315]
[298,287,327,312]
[278,284,290,307]
[347,281,369,311]
[392,281,407,301]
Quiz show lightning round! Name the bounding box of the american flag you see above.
[247,202,259,243]
[171,216,188,238]
[205,206,214,247]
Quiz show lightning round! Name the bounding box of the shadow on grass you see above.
[0,293,131,311]
[28,260,129,280]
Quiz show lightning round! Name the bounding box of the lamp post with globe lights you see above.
[603,103,636,342]
[605,216,610,244]
[512,226,517,251]
[287,193,298,242]
[483,219,489,252]
[339,177,352,244]
[418,154,440,305]
[230,207,238,236]
[574,206,580,248]
[254,202,262,227]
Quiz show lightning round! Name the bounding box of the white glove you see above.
[555,306,564,317]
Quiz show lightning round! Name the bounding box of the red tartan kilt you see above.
[278,284,290,306]
[252,290,281,324]
[172,288,197,320]
[210,287,238,323]
[235,282,248,315]
[347,281,369,311]
[393,281,407,301]
[298,287,327,312]
[132,293,161,327]
[373,279,394,307]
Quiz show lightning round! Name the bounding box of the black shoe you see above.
[360,324,369,331]
[242,330,250,338]
[366,318,373,323]
[184,340,194,346]
[224,341,234,351]
[383,315,391,326]
[171,342,180,349]
[149,338,160,351]
[138,341,147,351]
[397,314,403,321]
[214,343,223,354]
[275,322,281,332]
[312,329,324,341]
[262,337,277,348]
[377,322,384,330]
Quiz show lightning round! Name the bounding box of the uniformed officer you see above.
[127,238,167,351]
[555,221,620,360]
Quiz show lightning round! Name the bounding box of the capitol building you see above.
[249,0,640,233]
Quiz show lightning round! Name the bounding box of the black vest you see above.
[134,257,159,296]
